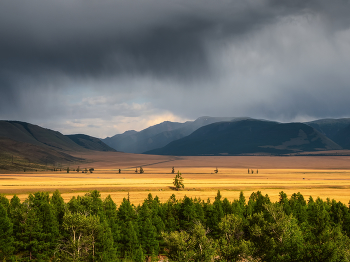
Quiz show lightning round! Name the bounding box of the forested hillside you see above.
[1,190,350,261]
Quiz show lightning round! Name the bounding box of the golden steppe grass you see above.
[1,151,350,205]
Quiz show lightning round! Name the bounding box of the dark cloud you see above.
[0,0,350,137]
[0,0,313,78]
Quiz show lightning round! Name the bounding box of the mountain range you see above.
[102,116,350,155]
[102,117,249,153]
[1,117,350,168]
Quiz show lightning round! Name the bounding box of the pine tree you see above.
[179,196,197,230]
[17,203,48,260]
[95,219,117,262]
[139,217,159,257]
[0,194,10,211]
[103,195,121,256]
[279,191,292,215]
[51,190,66,227]
[0,204,15,261]
[204,192,224,240]
[173,171,184,191]
[9,195,22,253]
[133,245,145,262]
[120,221,139,258]
[29,192,59,259]
[289,192,307,224]
[118,198,136,223]
[138,204,159,257]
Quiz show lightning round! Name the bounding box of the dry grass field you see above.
[1,151,350,205]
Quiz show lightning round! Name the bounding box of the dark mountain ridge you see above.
[146,119,341,156]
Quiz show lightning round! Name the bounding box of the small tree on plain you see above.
[140,167,144,174]
[214,167,218,174]
[172,167,175,174]
[248,169,250,174]
[135,168,138,173]
[118,169,121,174]
[173,171,184,191]
[67,167,70,173]
[77,166,80,172]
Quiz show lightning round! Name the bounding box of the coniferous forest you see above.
[1,190,350,261]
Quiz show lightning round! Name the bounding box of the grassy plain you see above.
[1,151,350,205]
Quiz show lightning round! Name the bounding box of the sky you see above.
[1,0,350,138]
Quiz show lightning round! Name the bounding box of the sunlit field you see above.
[2,151,350,205]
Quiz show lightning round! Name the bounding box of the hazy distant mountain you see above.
[66,134,116,152]
[102,116,248,153]
[103,121,186,153]
[306,118,350,140]
[145,119,341,156]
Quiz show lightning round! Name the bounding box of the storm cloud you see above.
[1,0,350,137]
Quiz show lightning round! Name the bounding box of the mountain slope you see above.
[102,116,248,153]
[67,134,116,152]
[306,118,350,140]
[102,120,186,153]
[145,119,341,156]
[0,121,115,169]
[0,137,82,168]
[332,124,350,149]
[0,121,83,151]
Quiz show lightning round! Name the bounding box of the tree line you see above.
[1,190,350,261]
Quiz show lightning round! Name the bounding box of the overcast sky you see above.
[1,0,350,138]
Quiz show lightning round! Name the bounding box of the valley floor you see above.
[2,152,350,204]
